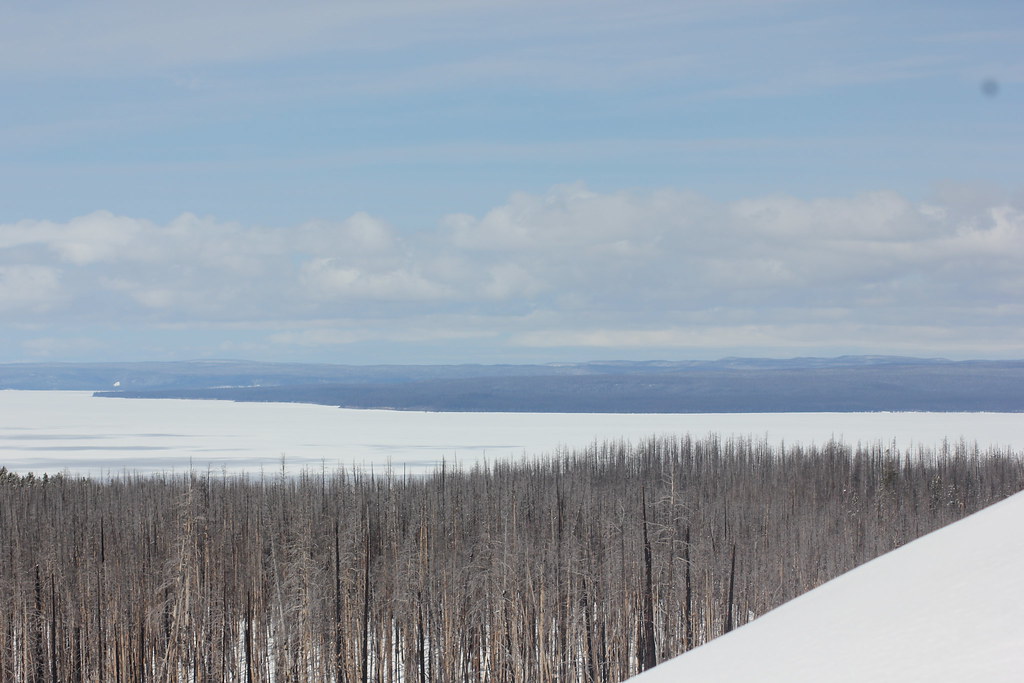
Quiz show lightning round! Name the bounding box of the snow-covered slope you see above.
[628,490,1024,682]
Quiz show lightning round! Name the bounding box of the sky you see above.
[1,0,1022,364]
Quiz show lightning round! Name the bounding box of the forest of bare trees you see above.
[1,435,1021,682]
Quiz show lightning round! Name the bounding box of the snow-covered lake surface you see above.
[626,488,1024,683]
[2,390,1022,477]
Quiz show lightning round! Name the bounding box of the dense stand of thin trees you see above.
[1,436,1021,682]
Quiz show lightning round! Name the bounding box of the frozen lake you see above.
[1,391,1021,477]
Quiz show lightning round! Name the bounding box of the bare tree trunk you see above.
[361,511,371,683]
[684,525,693,650]
[639,489,657,672]
[724,544,737,634]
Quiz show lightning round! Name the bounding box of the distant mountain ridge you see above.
[1,357,1021,412]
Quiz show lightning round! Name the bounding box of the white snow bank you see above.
[4,391,1024,476]
[627,490,1024,683]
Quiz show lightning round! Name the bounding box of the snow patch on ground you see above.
[3,391,1023,476]
[627,490,1024,682]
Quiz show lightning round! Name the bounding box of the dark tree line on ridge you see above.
[1,435,1021,682]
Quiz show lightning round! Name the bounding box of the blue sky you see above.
[1,0,1022,363]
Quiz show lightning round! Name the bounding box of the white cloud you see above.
[729,191,929,241]
[56,211,149,265]
[1,184,1021,357]
[131,289,178,310]
[1,212,139,264]
[299,258,450,301]
[269,322,495,348]
[509,320,1024,357]
[447,183,683,252]
[0,265,63,312]
[20,336,104,358]
[482,263,546,300]
[511,325,803,349]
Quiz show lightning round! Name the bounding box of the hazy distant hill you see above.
[2,356,1020,412]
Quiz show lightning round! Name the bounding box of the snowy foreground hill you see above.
[628,491,1024,683]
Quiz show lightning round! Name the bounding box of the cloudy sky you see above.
[1,0,1022,364]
